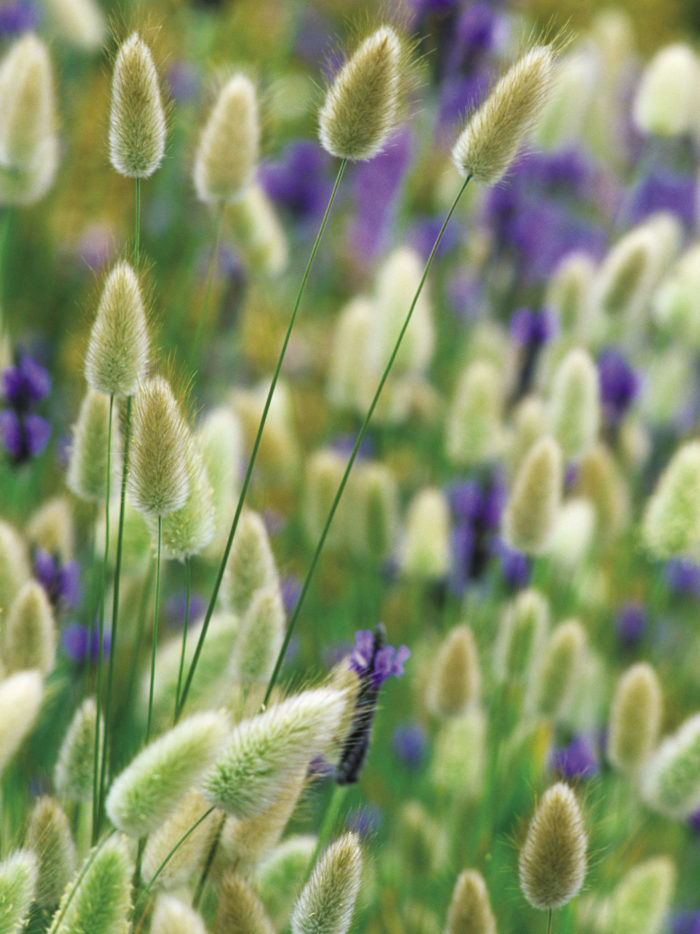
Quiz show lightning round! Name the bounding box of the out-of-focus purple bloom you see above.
[598,349,640,427]
[1,411,50,463]
[615,602,646,646]
[281,576,301,616]
[349,128,413,263]
[687,808,700,835]
[494,538,531,590]
[331,433,374,461]
[549,734,600,780]
[166,62,199,101]
[630,169,698,230]
[448,271,483,320]
[393,723,427,769]
[510,307,557,347]
[62,623,110,664]
[0,0,39,35]
[92,626,111,662]
[438,71,490,129]
[165,591,206,630]
[564,463,580,491]
[260,141,333,228]
[448,480,483,523]
[672,910,700,934]
[34,548,81,609]
[3,356,50,411]
[76,223,116,271]
[666,559,700,598]
[346,804,382,838]
[348,628,409,687]
[409,213,462,261]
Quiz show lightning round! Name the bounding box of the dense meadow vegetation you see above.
[4,0,700,932]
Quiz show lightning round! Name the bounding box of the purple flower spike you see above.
[510,307,557,347]
[2,356,50,410]
[62,623,89,663]
[24,415,51,456]
[34,548,80,609]
[348,630,375,676]
[0,410,22,460]
[393,722,427,769]
[598,349,640,427]
[615,602,646,647]
[91,626,111,662]
[549,734,599,780]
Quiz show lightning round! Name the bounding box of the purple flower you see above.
[281,576,301,615]
[672,911,700,934]
[3,356,50,411]
[348,628,409,687]
[0,0,39,35]
[598,349,640,427]
[409,213,462,261]
[166,61,200,102]
[346,804,382,838]
[34,548,81,609]
[615,602,646,647]
[260,141,334,228]
[687,808,700,835]
[76,224,116,271]
[666,559,700,598]
[493,538,531,590]
[62,624,110,664]
[510,307,558,347]
[1,411,50,463]
[392,723,427,769]
[630,168,698,230]
[549,734,600,780]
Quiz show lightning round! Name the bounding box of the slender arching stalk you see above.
[262,174,473,708]
[174,555,191,720]
[175,158,348,721]
[145,514,163,744]
[547,907,553,934]
[191,202,226,367]
[92,393,113,844]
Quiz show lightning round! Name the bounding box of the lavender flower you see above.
[33,549,81,610]
[630,168,698,230]
[493,537,531,591]
[672,911,700,934]
[0,411,50,463]
[615,602,646,647]
[666,559,700,598]
[260,141,333,229]
[598,349,640,428]
[346,804,382,838]
[1,355,51,465]
[549,734,600,780]
[348,628,410,688]
[392,723,427,770]
[0,0,39,36]
[448,476,505,592]
[509,307,557,403]
[62,623,111,664]
[2,357,50,412]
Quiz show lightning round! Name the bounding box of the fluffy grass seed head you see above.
[25,798,77,908]
[0,519,30,615]
[642,712,700,818]
[222,510,279,617]
[141,789,219,889]
[256,836,317,929]
[303,448,349,550]
[106,711,229,837]
[431,709,485,801]
[54,696,101,802]
[642,441,700,558]
[291,833,363,934]
[151,896,208,934]
[606,856,675,934]
[608,663,662,776]
[545,252,597,334]
[109,32,166,178]
[0,34,58,205]
[235,582,285,685]
[85,262,150,397]
[0,850,38,934]
[4,580,56,676]
[326,297,374,412]
[194,73,259,204]
[519,782,587,910]
[549,348,600,460]
[506,395,547,480]
[633,43,700,137]
[547,498,596,571]
[399,487,451,580]
[494,588,550,685]
[451,44,556,185]
[430,624,481,717]
[197,407,242,548]
[347,461,399,561]
[27,496,74,559]
[66,390,121,504]
[225,182,289,277]
[445,869,497,934]
[43,0,105,51]
[319,25,407,161]
[151,427,215,560]
[534,619,586,720]
[503,437,563,555]
[127,376,190,519]
[574,442,629,540]
[47,835,133,934]
[201,687,346,819]
[446,360,505,466]
[213,872,275,934]
[653,243,700,344]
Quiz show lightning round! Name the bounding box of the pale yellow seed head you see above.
[452,45,555,185]
[643,441,700,558]
[519,782,587,910]
[291,833,363,934]
[66,390,121,504]
[549,348,600,460]
[109,32,166,178]
[535,619,586,720]
[4,580,55,676]
[194,74,259,204]
[141,789,219,889]
[445,869,497,934]
[44,0,105,51]
[27,496,74,559]
[608,663,663,776]
[400,487,451,580]
[151,895,208,934]
[85,261,150,397]
[25,797,76,908]
[430,624,481,717]
[214,872,275,934]
[633,43,700,137]
[503,437,562,555]
[127,377,190,518]
[574,442,629,540]
[319,25,404,161]
[0,670,43,777]
[446,359,505,466]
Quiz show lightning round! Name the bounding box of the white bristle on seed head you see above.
[549,348,600,460]
[151,895,208,934]
[291,833,363,934]
[0,519,30,616]
[54,696,101,802]
[4,580,56,676]
[607,662,663,776]
[109,32,166,178]
[141,789,219,890]
[399,487,451,580]
[445,869,497,934]
[222,509,279,616]
[319,25,404,162]
[0,671,42,777]
[0,850,38,934]
[451,45,555,185]
[66,390,121,504]
[606,856,675,934]
[44,0,105,51]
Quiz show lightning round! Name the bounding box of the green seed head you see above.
[25,797,77,908]
[291,833,363,934]
[608,663,662,776]
[503,437,563,555]
[643,441,700,558]
[67,390,121,504]
[4,580,56,676]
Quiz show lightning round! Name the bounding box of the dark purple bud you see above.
[548,734,600,780]
[615,602,646,647]
[2,356,50,410]
[510,307,557,347]
[494,538,531,590]
[0,0,39,36]
[392,722,427,769]
[666,559,700,598]
[0,410,23,460]
[61,623,89,663]
[598,349,640,427]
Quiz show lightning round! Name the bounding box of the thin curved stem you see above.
[145,515,162,745]
[92,394,113,844]
[262,175,472,708]
[547,907,553,934]
[175,158,348,722]
[192,813,225,910]
[134,177,141,268]
[191,203,226,367]
[174,555,191,720]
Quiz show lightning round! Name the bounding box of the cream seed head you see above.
[445,869,497,934]
[643,441,700,558]
[290,833,363,934]
[27,496,74,559]
[127,377,190,519]
[534,619,586,720]
[0,671,42,777]
[519,782,587,910]
[141,789,219,889]
[194,74,259,204]
[642,712,700,818]
[222,509,279,617]
[494,588,550,685]
[549,348,600,460]
[606,856,675,934]
[446,359,505,466]
[633,43,700,137]
[506,394,547,480]
[235,582,285,686]
[256,836,317,928]
[66,390,121,504]
[213,872,275,934]
[399,487,451,580]
[347,461,399,560]
[575,443,629,540]
[319,25,406,161]
[4,580,56,676]
[0,518,30,615]
[105,711,229,837]
[0,34,59,206]
[452,44,555,184]
[545,252,597,334]
[151,896,208,934]
[546,498,596,571]
[85,261,150,397]
[430,624,481,717]
[109,32,166,178]
[503,436,563,555]
[608,663,663,776]
[44,0,105,51]
[54,696,100,802]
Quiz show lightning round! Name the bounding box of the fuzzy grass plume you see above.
[25,798,77,909]
[503,437,562,555]
[607,663,662,776]
[290,833,363,934]
[0,850,37,934]
[54,697,100,803]
[0,670,42,777]
[642,441,700,558]
[445,869,497,934]
[642,712,700,818]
